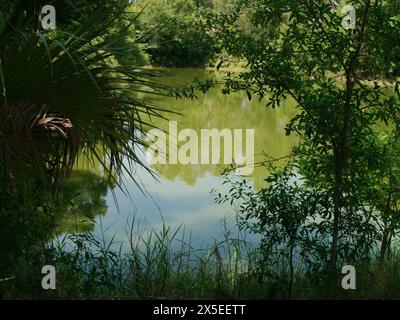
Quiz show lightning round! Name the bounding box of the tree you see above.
[137,0,217,67]
[212,0,400,290]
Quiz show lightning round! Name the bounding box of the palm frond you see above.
[0,0,172,193]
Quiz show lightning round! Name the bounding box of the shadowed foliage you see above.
[0,0,171,193]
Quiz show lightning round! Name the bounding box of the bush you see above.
[138,0,217,67]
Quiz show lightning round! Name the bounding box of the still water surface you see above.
[57,68,298,248]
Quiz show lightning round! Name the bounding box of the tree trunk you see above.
[329,68,353,293]
[379,193,393,264]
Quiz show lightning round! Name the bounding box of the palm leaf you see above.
[0,0,173,194]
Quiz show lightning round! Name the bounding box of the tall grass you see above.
[43,217,266,300]
[3,216,400,299]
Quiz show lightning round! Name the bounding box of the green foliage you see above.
[0,0,170,192]
[210,0,400,289]
[5,218,400,299]
[1,218,267,299]
[0,177,55,289]
[3,0,400,300]
[137,0,217,67]
[0,0,172,294]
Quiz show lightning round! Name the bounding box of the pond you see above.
[56,68,299,249]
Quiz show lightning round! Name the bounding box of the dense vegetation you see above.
[135,0,217,67]
[0,0,169,294]
[211,0,400,296]
[1,0,400,300]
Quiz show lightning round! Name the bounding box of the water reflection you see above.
[54,170,110,234]
[143,68,298,190]
[55,68,298,245]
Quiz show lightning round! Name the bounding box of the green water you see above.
[57,68,298,245]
